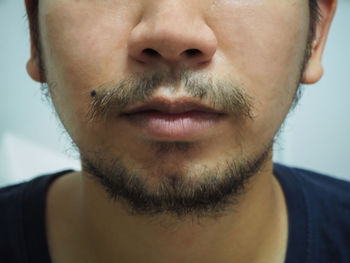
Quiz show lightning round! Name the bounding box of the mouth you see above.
[120,97,226,140]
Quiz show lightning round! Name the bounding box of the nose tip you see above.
[128,23,217,67]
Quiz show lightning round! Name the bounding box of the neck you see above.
[78,161,287,263]
[46,161,288,263]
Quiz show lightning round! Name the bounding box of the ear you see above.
[26,40,43,83]
[25,0,45,83]
[301,0,337,84]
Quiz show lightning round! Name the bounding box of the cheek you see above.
[42,1,136,85]
[205,0,309,148]
[213,0,308,85]
[209,0,309,136]
[40,1,138,135]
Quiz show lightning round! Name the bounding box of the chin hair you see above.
[80,140,273,221]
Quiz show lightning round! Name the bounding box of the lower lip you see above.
[122,111,224,140]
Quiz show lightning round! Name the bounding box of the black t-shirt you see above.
[1,164,349,263]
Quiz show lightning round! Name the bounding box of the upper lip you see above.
[122,97,224,115]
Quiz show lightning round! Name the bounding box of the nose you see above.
[128,3,217,68]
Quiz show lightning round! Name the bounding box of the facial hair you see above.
[82,141,273,220]
[35,9,314,220]
[78,68,275,220]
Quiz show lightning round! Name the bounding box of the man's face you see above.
[33,0,311,217]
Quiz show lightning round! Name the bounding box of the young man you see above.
[1,0,349,262]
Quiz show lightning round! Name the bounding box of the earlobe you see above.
[25,0,45,83]
[301,0,337,85]
[26,56,42,83]
[26,42,46,83]
[301,57,324,84]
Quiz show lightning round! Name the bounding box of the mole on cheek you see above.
[90,90,97,98]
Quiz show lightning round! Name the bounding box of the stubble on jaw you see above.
[38,48,309,221]
[76,67,266,220]
[41,50,308,221]
[81,139,273,221]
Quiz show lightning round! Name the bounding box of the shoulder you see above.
[0,179,36,262]
[0,171,72,263]
[274,163,350,262]
[274,163,350,206]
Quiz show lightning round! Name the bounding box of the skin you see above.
[25,0,336,262]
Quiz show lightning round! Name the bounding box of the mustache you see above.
[88,69,254,121]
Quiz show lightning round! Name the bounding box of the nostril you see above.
[142,48,160,57]
[184,49,202,57]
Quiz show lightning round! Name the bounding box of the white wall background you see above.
[0,0,349,186]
